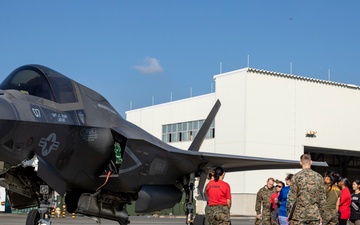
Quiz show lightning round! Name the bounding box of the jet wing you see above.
[194,151,327,200]
[199,151,327,172]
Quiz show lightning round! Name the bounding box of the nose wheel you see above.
[26,208,52,225]
[26,209,40,225]
[26,184,54,225]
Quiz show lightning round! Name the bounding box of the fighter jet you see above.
[0,65,327,225]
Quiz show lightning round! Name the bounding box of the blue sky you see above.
[1,1,359,117]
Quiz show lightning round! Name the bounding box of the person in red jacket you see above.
[270,181,284,225]
[338,177,351,225]
[206,166,231,225]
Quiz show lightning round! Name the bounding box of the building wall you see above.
[126,67,360,216]
[125,94,217,151]
[0,187,5,212]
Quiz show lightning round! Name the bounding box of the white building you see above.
[126,67,360,216]
[0,187,5,212]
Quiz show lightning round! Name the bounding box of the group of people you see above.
[255,153,360,225]
[255,176,292,225]
[204,154,360,225]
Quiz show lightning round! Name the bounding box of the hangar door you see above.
[306,146,360,182]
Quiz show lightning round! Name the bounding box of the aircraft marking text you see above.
[80,128,98,141]
[32,108,41,118]
[51,113,68,123]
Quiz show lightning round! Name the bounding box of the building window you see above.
[162,120,215,143]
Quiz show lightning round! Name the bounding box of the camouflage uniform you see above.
[287,168,326,225]
[255,185,276,225]
[207,205,231,225]
[322,184,340,225]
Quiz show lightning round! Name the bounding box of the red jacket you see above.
[270,192,279,210]
[339,187,351,219]
[206,179,231,206]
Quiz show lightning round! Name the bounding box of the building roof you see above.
[215,67,360,90]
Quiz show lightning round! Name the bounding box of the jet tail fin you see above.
[188,99,221,151]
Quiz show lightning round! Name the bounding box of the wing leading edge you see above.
[199,151,328,172]
[195,151,328,200]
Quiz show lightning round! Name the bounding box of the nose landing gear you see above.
[26,208,52,225]
[25,185,55,225]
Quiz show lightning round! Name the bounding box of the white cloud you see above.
[134,57,164,74]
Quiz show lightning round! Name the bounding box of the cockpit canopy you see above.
[0,65,78,104]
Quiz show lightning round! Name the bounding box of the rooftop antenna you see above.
[170,92,173,102]
[328,67,331,81]
[220,61,222,74]
[290,62,293,74]
[247,51,250,68]
[152,96,154,105]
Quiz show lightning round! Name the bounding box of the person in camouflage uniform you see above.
[207,205,231,225]
[206,167,231,225]
[322,171,340,225]
[287,154,326,225]
[255,177,277,225]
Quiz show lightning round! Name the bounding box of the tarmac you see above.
[0,213,256,225]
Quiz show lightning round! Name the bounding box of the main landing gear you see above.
[184,173,207,225]
[184,173,199,225]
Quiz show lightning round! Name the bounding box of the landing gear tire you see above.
[194,215,205,225]
[26,209,40,225]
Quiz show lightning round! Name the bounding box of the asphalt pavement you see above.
[0,213,256,225]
